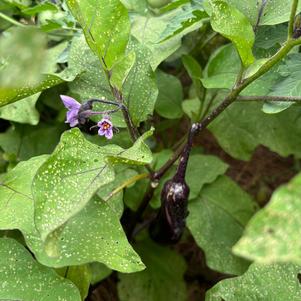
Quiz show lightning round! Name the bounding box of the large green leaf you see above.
[186,154,228,199]
[209,102,301,160]
[118,239,187,301]
[33,128,152,240]
[0,93,40,125]
[233,172,301,265]
[155,70,183,119]
[158,1,208,43]
[209,0,255,66]
[1,41,79,107]
[206,263,301,300]
[187,176,257,275]
[0,27,46,92]
[0,238,81,301]
[131,1,206,70]
[263,53,301,114]
[225,0,301,26]
[123,37,158,125]
[0,124,65,162]
[67,0,130,69]
[0,155,145,272]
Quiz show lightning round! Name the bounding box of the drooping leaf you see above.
[67,0,130,69]
[155,70,183,119]
[209,0,255,66]
[206,263,301,301]
[118,239,187,301]
[233,172,301,265]
[187,176,258,275]
[0,238,81,301]
[0,155,145,272]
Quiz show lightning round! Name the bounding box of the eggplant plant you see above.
[0,0,301,300]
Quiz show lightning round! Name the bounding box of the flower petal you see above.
[98,128,106,136]
[60,95,81,110]
[97,118,112,127]
[105,128,113,139]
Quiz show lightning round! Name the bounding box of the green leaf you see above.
[2,41,79,107]
[202,44,240,89]
[206,263,301,300]
[0,27,47,90]
[155,70,183,119]
[224,0,301,26]
[0,93,40,125]
[158,1,208,43]
[118,239,187,301]
[0,238,81,301]
[90,262,112,285]
[22,1,58,15]
[209,0,255,67]
[186,154,228,199]
[110,51,136,91]
[33,128,152,240]
[0,124,64,162]
[123,37,158,125]
[67,0,130,69]
[263,53,301,114]
[182,98,202,122]
[0,155,145,272]
[233,172,301,265]
[209,102,301,160]
[58,265,92,300]
[187,176,258,275]
[131,1,206,70]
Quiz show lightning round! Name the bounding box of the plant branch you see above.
[153,38,301,181]
[288,0,299,39]
[237,95,301,102]
[0,12,26,27]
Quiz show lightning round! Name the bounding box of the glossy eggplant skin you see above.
[150,178,189,244]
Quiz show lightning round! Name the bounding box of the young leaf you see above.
[206,263,301,300]
[67,0,130,69]
[0,238,81,301]
[187,176,258,275]
[233,172,301,265]
[209,0,255,67]
[118,239,187,301]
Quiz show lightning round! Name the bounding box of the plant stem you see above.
[237,95,301,102]
[288,0,299,39]
[153,39,301,181]
[0,12,26,27]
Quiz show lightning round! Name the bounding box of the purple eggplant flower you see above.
[60,95,81,127]
[97,117,113,139]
